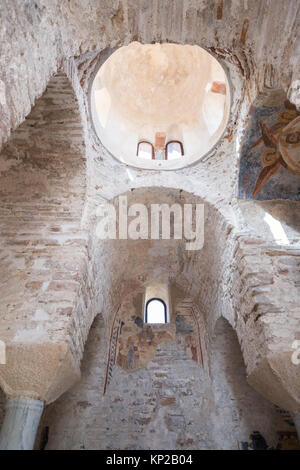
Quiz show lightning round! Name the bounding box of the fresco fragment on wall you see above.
[239,430,300,450]
[103,296,207,394]
[238,94,300,200]
[175,302,205,368]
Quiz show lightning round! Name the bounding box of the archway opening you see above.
[145,298,167,324]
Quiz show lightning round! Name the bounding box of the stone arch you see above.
[88,186,235,325]
[0,71,90,403]
[2,1,299,151]
[35,290,215,449]
[231,237,300,412]
[0,1,300,450]
[82,186,300,414]
[1,2,298,409]
[27,181,300,447]
[209,316,287,449]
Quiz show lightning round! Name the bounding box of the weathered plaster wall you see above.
[0,71,89,402]
[63,2,300,418]
[238,92,300,200]
[1,0,299,150]
[36,297,290,450]
[209,317,294,449]
[0,0,300,448]
[83,188,300,412]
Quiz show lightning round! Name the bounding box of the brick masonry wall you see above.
[0,0,300,446]
[0,71,88,362]
[209,317,294,449]
[1,1,299,150]
[36,298,292,450]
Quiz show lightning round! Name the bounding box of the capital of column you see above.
[0,341,80,404]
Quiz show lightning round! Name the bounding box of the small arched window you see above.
[137,141,155,160]
[145,298,167,324]
[165,141,184,160]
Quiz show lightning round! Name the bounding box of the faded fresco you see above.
[238,97,300,200]
[103,297,207,394]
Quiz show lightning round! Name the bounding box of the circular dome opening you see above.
[91,42,231,170]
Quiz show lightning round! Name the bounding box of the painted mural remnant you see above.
[239,430,300,450]
[117,320,173,372]
[175,313,203,366]
[103,298,175,393]
[103,297,208,394]
[275,431,300,450]
[238,98,300,200]
[238,408,300,450]
[275,406,296,428]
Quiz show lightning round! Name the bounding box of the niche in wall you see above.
[143,283,170,324]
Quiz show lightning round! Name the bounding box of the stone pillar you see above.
[0,341,81,449]
[0,397,44,450]
[294,413,300,440]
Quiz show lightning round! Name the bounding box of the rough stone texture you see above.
[1,1,300,149]
[0,0,300,449]
[36,310,292,450]
[0,71,87,401]
[231,239,300,411]
[209,317,292,449]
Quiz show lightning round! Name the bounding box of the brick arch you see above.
[231,239,300,413]
[0,71,90,403]
[0,2,299,411]
[1,1,299,151]
[86,186,300,413]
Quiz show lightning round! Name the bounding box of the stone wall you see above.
[1,1,299,150]
[0,71,89,401]
[0,0,300,448]
[209,317,293,449]
[36,297,291,450]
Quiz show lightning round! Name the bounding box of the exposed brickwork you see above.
[36,309,292,450]
[0,72,88,388]
[0,0,300,450]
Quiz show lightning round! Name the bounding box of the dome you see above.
[90,42,231,170]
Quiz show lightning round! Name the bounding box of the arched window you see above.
[145,298,167,324]
[137,141,155,160]
[165,141,184,160]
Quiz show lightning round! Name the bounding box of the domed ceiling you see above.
[91,42,230,170]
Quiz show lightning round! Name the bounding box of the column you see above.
[0,397,44,450]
